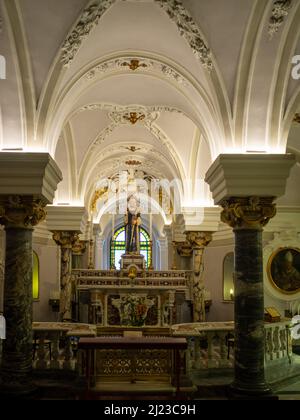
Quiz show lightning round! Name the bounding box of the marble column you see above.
[186,232,212,322]
[94,230,104,270]
[0,196,47,395]
[72,238,87,269]
[52,231,79,322]
[221,196,276,397]
[0,227,4,313]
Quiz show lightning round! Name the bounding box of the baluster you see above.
[194,336,202,369]
[185,338,193,372]
[207,332,215,369]
[265,328,273,362]
[36,332,48,370]
[279,328,285,358]
[219,331,228,368]
[63,333,74,371]
[274,327,280,359]
[50,331,60,370]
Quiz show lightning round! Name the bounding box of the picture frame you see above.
[267,247,300,295]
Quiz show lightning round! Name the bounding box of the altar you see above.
[73,262,192,329]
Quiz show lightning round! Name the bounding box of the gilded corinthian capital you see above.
[221,196,276,230]
[0,196,47,228]
[52,231,79,248]
[186,231,213,249]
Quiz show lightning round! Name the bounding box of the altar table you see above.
[78,336,187,397]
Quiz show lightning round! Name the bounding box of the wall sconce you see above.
[49,299,60,312]
[49,291,60,312]
[230,289,234,301]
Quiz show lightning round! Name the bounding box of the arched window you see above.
[33,251,39,300]
[110,226,152,269]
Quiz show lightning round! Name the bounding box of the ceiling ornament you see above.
[124,146,142,153]
[60,0,213,71]
[154,0,213,71]
[123,112,146,125]
[108,105,160,125]
[125,160,142,166]
[293,113,300,124]
[61,0,117,67]
[121,59,148,71]
[268,0,292,38]
[84,56,188,86]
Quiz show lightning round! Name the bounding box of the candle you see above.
[230,289,234,300]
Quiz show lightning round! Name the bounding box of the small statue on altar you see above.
[125,195,142,254]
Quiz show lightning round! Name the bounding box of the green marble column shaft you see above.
[1,227,35,394]
[233,228,270,395]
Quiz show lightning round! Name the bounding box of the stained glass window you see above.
[33,251,39,300]
[110,226,152,269]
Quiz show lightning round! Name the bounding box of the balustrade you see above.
[32,322,96,372]
[172,321,293,375]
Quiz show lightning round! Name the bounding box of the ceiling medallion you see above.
[123,112,145,125]
[125,160,142,166]
[293,114,300,124]
[121,59,148,71]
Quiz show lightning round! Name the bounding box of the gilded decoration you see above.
[72,238,87,256]
[121,59,148,71]
[123,112,145,125]
[0,196,47,228]
[90,186,109,213]
[221,196,276,230]
[176,241,193,258]
[186,231,213,249]
[52,231,79,249]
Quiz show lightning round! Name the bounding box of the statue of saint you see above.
[125,195,142,254]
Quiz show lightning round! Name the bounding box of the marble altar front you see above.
[73,265,192,329]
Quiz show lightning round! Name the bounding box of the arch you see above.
[110,226,152,269]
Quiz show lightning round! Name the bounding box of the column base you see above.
[228,382,278,400]
[0,379,37,399]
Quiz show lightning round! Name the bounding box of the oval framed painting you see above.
[267,247,300,295]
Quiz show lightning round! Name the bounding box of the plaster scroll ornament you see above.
[268,0,292,38]
[294,114,300,124]
[61,0,213,71]
[154,0,213,71]
[84,57,187,86]
[61,0,117,67]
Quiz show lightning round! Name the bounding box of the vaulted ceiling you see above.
[0,0,300,222]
